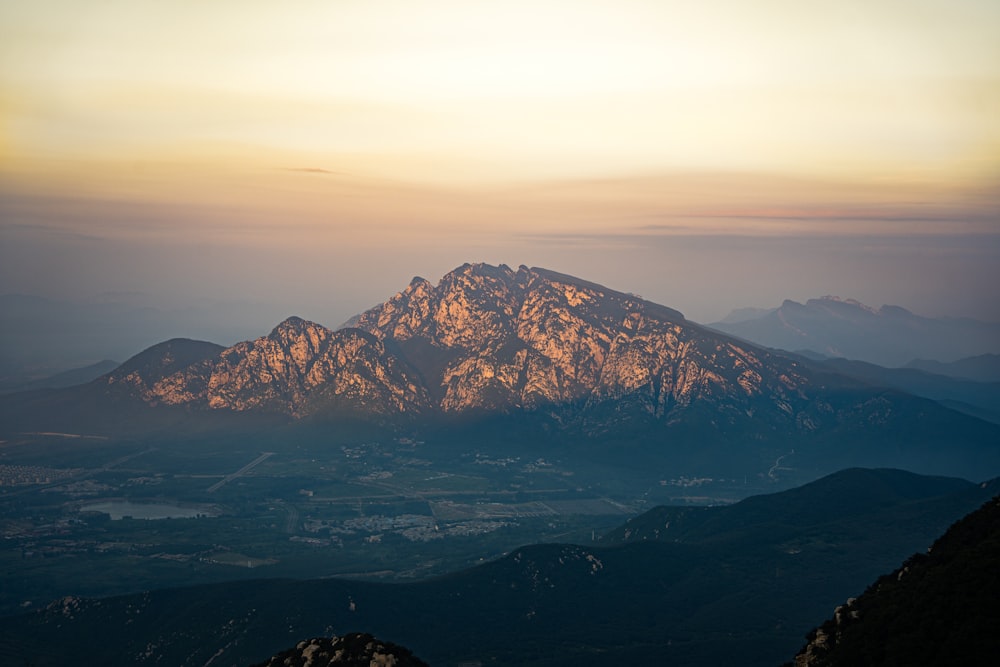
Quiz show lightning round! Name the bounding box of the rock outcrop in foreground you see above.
[251,632,428,667]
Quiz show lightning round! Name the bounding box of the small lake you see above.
[81,501,218,520]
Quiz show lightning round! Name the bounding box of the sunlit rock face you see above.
[352,263,812,421]
[105,338,225,399]
[115,263,820,424]
[135,317,431,417]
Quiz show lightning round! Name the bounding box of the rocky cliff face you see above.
[351,263,813,421]
[112,263,823,427]
[105,338,225,398]
[108,317,430,418]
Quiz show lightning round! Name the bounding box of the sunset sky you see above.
[2,0,999,347]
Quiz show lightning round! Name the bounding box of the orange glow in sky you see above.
[1,0,999,328]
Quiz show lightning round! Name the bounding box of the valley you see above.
[1,264,997,665]
[0,429,769,618]
[2,466,994,666]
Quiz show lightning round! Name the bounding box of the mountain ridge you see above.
[2,263,999,481]
[87,263,802,421]
[604,467,979,545]
[710,296,1000,366]
[905,353,1000,383]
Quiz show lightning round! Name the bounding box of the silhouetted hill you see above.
[789,494,1000,666]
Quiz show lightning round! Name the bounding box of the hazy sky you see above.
[2,0,999,341]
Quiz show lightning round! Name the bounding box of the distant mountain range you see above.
[804,357,1000,425]
[905,354,1000,383]
[0,359,119,395]
[708,297,1000,368]
[2,263,998,483]
[0,293,280,385]
[1,468,994,666]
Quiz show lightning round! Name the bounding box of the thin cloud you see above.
[283,167,340,175]
[0,222,106,243]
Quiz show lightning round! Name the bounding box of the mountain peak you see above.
[67,264,996,460]
[458,261,516,278]
[808,296,879,315]
[345,262,798,415]
[406,275,431,290]
[711,295,1000,366]
[270,315,311,334]
[878,304,913,317]
[145,316,427,416]
[106,338,225,393]
[6,262,1000,483]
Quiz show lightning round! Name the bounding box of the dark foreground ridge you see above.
[1,468,996,667]
[788,493,1000,666]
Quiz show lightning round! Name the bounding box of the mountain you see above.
[0,359,119,394]
[709,297,1000,367]
[788,494,1000,666]
[0,293,274,379]
[252,633,428,667]
[715,306,776,324]
[2,263,999,481]
[1,469,995,667]
[603,467,977,546]
[106,320,430,418]
[0,337,283,437]
[106,338,226,392]
[346,263,802,417]
[812,357,1000,425]
[905,353,1000,383]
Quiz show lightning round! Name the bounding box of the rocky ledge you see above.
[251,632,429,667]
